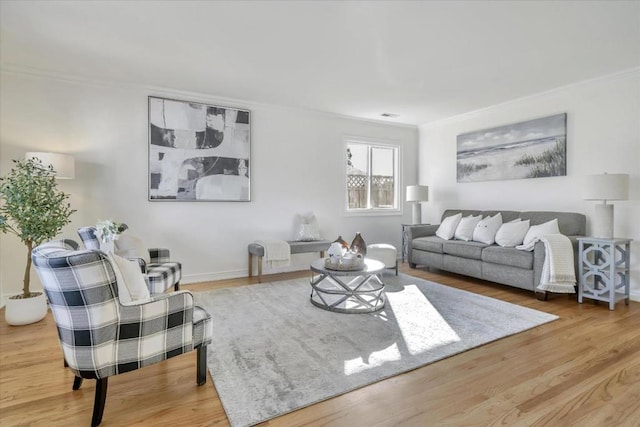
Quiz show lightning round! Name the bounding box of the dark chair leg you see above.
[72,376,83,390]
[174,281,180,292]
[91,378,108,427]
[197,345,207,386]
[64,359,68,367]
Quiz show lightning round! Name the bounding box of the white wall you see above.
[418,69,640,300]
[0,70,419,303]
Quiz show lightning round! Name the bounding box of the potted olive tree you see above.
[0,157,76,325]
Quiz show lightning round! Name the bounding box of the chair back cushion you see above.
[77,226,101,250]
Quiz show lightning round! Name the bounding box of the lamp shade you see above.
[406,185,429,202]
[25,152,75,179]
[583,174,628,201]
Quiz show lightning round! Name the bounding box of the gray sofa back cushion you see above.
[440,209,586,236]
[519,211,586,235]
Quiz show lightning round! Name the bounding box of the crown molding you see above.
[419,67,640,130]
[0,64,417,130]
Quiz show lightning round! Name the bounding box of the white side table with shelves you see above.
[577,237,632,310]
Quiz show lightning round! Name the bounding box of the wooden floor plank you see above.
[1,264,638,426]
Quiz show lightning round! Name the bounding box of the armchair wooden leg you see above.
[92,378,108,427]
[174,281,180,292]
[72,376,83,390]
[197,345,207,386]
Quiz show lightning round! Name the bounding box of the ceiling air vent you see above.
[380,113,399,118]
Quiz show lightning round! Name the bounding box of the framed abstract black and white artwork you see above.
[456,113,567,183]
[148,96,251,201]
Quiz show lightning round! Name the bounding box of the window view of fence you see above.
[347,174,395,209]
[346,142,397,210]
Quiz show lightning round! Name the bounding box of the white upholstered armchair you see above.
[32,239,212,426]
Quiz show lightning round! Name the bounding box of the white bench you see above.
[248,240,332,283]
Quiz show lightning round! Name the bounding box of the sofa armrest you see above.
[407,224,439,265]
[533,235,583,294]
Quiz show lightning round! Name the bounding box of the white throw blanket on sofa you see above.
[255,239,291,269]
[536,234,576,293]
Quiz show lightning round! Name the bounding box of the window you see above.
[345,138,400,214]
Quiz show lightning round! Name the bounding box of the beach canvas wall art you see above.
[456,113,567,183]
[149,97,250,201]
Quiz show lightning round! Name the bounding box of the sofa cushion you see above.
[412,236,445,254]
[454,214,483,241]
[436,213,462,240]
[482,246,534,269]
[495,219,530,247]
[443,240,488,260]
[472,213,503,244]
[522,218,560,246]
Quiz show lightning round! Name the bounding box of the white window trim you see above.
[343,135,402,217]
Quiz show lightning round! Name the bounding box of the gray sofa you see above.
[407,209,586,298]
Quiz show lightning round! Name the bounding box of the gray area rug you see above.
[193,273,558,427]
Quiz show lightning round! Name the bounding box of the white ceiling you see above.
[1,1,639,126]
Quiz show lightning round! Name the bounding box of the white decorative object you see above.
[25,152,75,179]
[95,219,128,253]
[114,234,151,264]
[328,242,347,258]
[295,212,321,241]
[5,292,48,325]
[435,213,462,240]
[583,173,629,239]
[324,251,364,270]
[495,219,530,247]
[406,185,429,225]
[454,214,482,241]
[472,213,503,244]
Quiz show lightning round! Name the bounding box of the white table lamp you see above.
[406,185,429,225]
[25,152,75,179]
[583,173,628,238]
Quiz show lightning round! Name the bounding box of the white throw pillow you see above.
[454,215,482,241]
[522,218,560,246]
[495,219,530,247]
[472,213,503,244]
[435,213,463,240]
[114,235,151,264]
[108,252,151,304]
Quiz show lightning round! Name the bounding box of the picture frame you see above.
[148,96,251,201]
[456,113,567,183]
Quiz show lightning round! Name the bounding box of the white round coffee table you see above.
[309,258,386,314]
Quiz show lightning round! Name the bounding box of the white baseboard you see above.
[630,289,640,303]
[181,269,248,284]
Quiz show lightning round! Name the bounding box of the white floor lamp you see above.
[25,152,75,179]
[406,185,429,225]
[583,173,628,238]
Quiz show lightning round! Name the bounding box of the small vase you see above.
[351,232,367,256]
[333,235,350,250]
[100,240,115,253]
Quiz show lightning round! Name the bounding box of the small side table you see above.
[577,237,632,310]
[402,223,429,262]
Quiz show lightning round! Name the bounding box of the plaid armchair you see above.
[77,226,181,293]
[32,240,212,427]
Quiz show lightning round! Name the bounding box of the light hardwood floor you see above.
[1,264,639,426]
